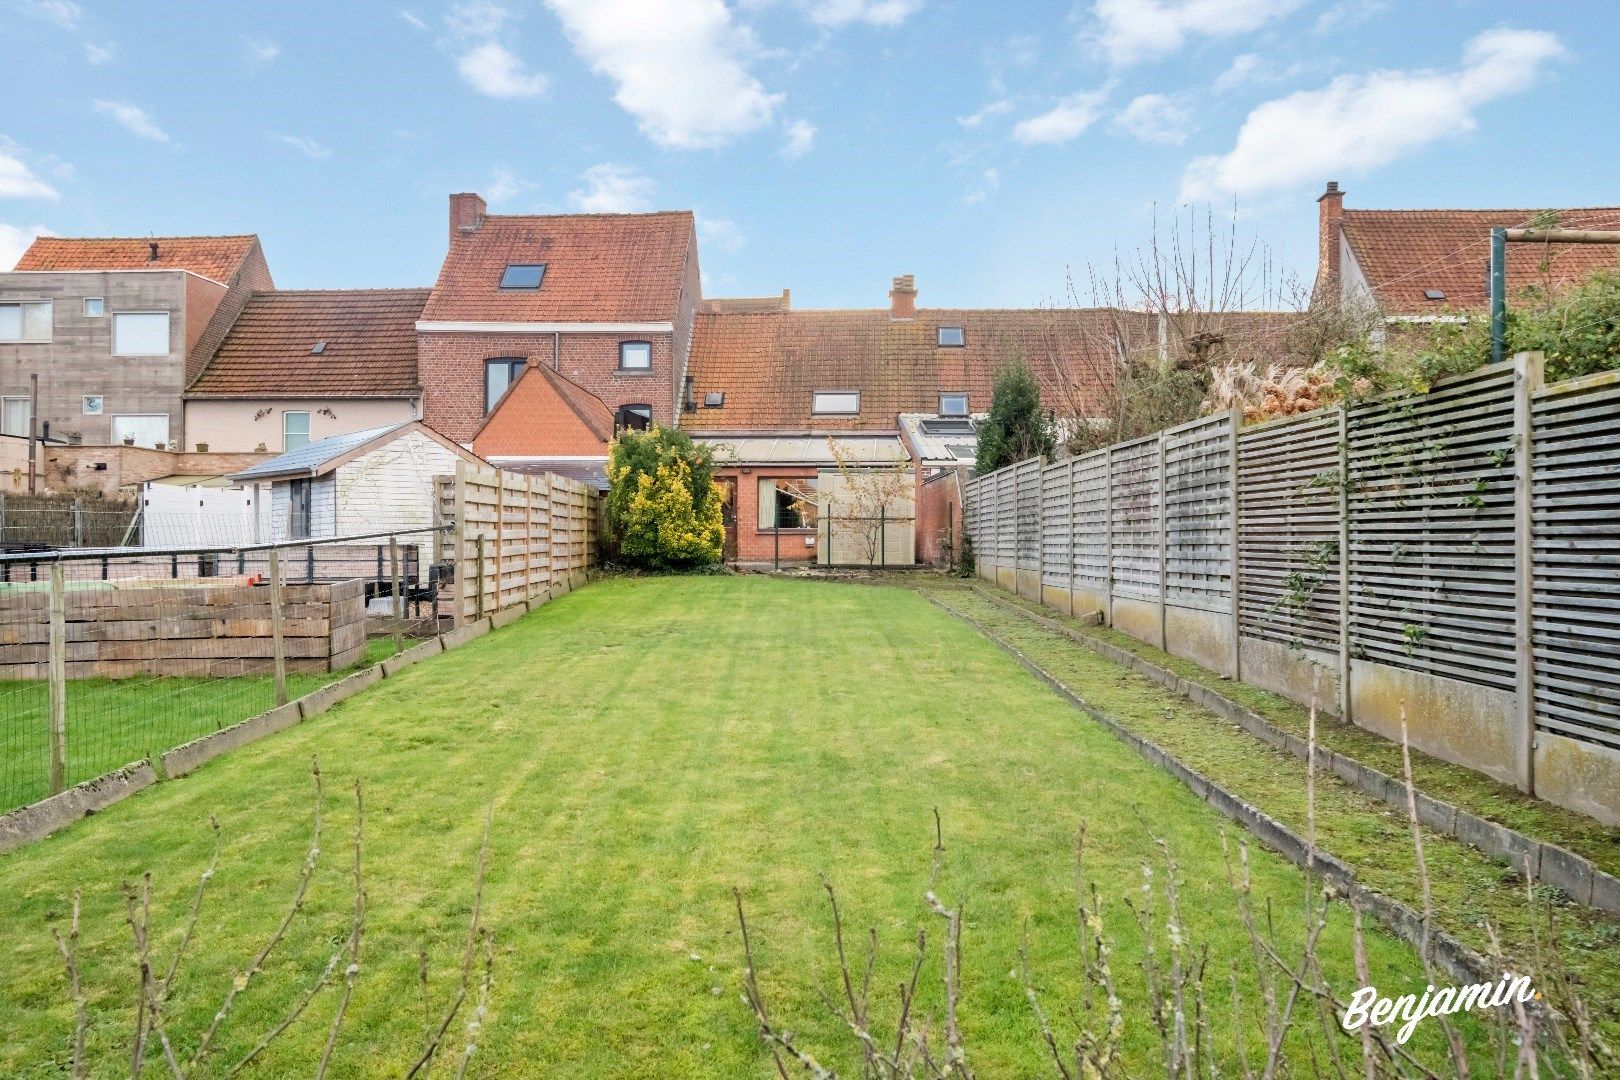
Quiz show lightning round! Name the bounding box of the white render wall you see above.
[184,397,419,453]
[332,428,462,535]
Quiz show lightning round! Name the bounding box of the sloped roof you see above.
[472,365,617,457]
[422,211,695,323]
[232,420,478,481]
[14,235,263,283]
[682,307,1119,431]
[188,288,430,397]
[1342,208,1620,313]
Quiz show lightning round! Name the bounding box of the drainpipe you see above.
[553,331,560,372]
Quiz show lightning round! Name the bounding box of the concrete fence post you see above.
[1513,350,1545,794]
[268,549,288,707]
[1337,404,1352,723]
[1156,435,1168,651]
[1103,447,1114,627]
[48,561,66,795]
[1227,409,1242,680]
[1034,460,1045,604]
[1067,460,1078,616]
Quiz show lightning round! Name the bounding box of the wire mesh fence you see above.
[0,524,449,813]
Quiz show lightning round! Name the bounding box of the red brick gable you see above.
[189,288,430,397]
[423,211,695,323]
[683,308,1120,431]
[1341,207,1620,313]
[472,365,615,458]
[15,235,266,285]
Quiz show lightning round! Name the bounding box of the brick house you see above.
[1,235,272,447]
[1312,181,1620,318]
[684,276,1117,564]
[185,288,431,453]
[417,194,701,450]
[469,362,617,489]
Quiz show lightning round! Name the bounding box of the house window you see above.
[619,341,652,370]
[939,393,969,417]
[812,391,860,415]
[283,411,311,451]
[83,395,104,415]
[111,414,170,448]
[288,478,313,541]
[499,263,546,289]
[84,298,105,318]
[615,404,652,432]
[758,477,817,530]
[112,312,171,356]
[1,397,30,437]
[485,358,526,412]
[0,301,52,342]
[703,391,725,408]
[938,326,965,347]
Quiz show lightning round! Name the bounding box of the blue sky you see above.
[1,1,1614,309]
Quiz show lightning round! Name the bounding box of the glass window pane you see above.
[620,341,652,369]
[2,398,30,437]
[112,312,169,355]
[938,326,964,346]
[757,479,777,530]
[940,394,968,416]
[499,264,545,289]
[0,305,19,341]
[84,297,104,317]
[812,391,859,414]
[112,415,170,447]
[284,411,311,451]
[22,302,52,340]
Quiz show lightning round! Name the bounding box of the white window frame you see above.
[283,410,312,451]
[618,340,653,371]
[811,390,860,416]
[111,414,171,448]
[937,326,965,347]
[84,297,105,318]
[1,396,31,437]
[111,311,172,357]
[0,300,53,343]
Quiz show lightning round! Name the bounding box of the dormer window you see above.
[499,263,546,289]
[938,326,965,347]
[619,341,652,370]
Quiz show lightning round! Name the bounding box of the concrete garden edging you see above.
[967,584,1620,919]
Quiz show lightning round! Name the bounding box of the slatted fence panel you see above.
[1236,411,1341,650]
[1072,450,1109,591]
[456,465,595,622]
[993,468,1016,564]
[1531,373,1620,751]
[1041,460,1072,588]
[1015,459,1042,568]
[1165,414,1232,610]
[1346,366,1517,688]
[1109,437,1160,601]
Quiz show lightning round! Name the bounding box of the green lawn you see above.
[0,577,1501,1076]
[0,637,400,811]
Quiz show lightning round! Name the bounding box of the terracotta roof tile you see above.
[473,365,616,456]
[187,288,429,397]
[683,308,1121,431]
[1342,208,1620,313]
[14,235,263,284]
[423,212,694,322]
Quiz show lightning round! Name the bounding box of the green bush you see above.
[606,425,725,570]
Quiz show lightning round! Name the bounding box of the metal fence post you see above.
[390,535,404,656]
[1228,410,1242,680]
[268,549,288,707]
[1337,405,1352,723]
[1156,435,1168,651]
[1513,351,1544,794]
[48,561,66,795]
[879,506,886,568]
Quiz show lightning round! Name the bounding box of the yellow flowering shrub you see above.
[607,425,725,569]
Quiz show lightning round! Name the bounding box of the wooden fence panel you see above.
[1165,414,1233,609]
[1040,460,1072,588]
[1071,450,1110,591]
[453,464,598,622]
[1109,437,1160,601]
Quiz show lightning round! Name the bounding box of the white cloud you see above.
[22,0,82,30]
[485,167,533,203]
[956,98,1014,128]
[1012,90,1108,145]
[400,9,429,30]
[1181,28,1565,201]
[1114,93,1191,144]
[84,41,114,65]
[92,100,168,141]
[243,37,280,63]
[1090,0,1303,66]
[781,118,816,157]
[274,134,332,158]
[0,142,61,199]
[458,41,548,98]
[569,163,655,213]
[1213,52,1260,91]
[545,0,782,149]
[697,214,745,251]
[0,223,52,272]
[965,167,1000,205]
[803,0,923,28]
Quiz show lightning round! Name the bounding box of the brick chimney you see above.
[449,192,487,246]
[1316,181,1345,301]
[888,274,917,320]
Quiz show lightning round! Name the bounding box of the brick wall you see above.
[44,445,273,496]
[720,465,822,564]
[916,467,964,566]
[185,241,274,388]
[420,330,676,443]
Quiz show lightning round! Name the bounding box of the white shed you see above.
[231,421,483,543]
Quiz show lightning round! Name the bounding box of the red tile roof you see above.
[187,289,430,397]
[423,212,695,323]
[683,308,1120,431]
[472,364,617,457]
[14,235,265,284]
[1342,208,1620,313]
